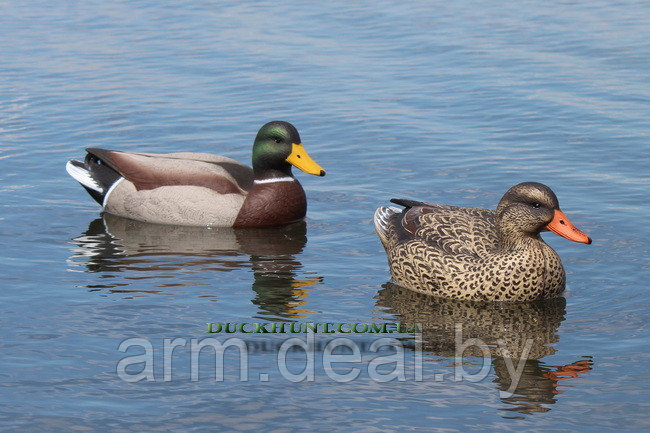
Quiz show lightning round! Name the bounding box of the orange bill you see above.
[547,209,592,244]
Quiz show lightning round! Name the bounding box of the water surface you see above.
[1,1,649,431]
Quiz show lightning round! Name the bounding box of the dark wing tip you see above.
[67,159,85,169]
[390,198,428,209]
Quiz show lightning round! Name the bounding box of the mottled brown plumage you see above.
[374,182,591,301]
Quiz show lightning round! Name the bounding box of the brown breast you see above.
[233,180,307,228]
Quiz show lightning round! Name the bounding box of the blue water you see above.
[1,1,649,431]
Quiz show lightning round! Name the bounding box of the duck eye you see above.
[531,202,541,209]
[274,138,282,144]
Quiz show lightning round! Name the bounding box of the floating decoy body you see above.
[66,121,325,227]
[374,182,591,301]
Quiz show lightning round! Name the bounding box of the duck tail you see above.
[390,198,430,208]
[66,151,122,206]
[373,206,401,246]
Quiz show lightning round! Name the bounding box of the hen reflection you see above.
[376,283,592,416]
[69,214,322,318]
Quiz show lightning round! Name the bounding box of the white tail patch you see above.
[373,206,400,242]
[66,161,102,193]
[102,176,125,208]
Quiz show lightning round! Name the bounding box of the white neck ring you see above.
[254,176,295,184]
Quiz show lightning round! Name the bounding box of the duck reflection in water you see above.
[376,283,592,416]
[69,214,322,319]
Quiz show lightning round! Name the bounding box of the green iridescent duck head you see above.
[251,121,326,179]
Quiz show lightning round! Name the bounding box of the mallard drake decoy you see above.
[66,121,326,227]
[374,182,591,301]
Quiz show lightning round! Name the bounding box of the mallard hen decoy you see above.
[374,182,591,301]
[66,121,325,227]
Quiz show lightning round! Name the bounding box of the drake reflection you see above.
[69,214,322,318]
[376,282,592,416]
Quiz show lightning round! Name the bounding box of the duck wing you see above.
[86,148,254,195]
[390,200,499,257]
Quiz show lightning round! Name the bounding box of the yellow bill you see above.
[286,143,326,176]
